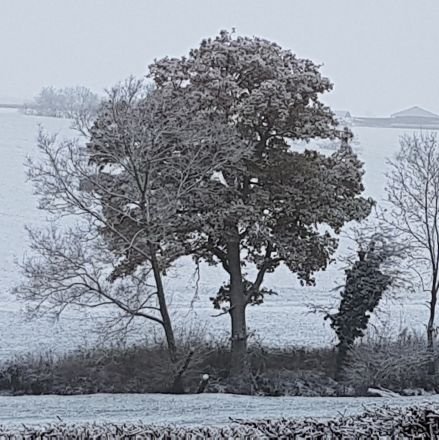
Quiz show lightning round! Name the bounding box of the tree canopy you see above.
[87,31,373,374]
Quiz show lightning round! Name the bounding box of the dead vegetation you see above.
[1,330,438,397]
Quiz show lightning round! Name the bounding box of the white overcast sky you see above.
[1,0,438,116]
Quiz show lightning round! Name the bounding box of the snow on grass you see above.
[1,393,439,426]
[5,405,439,439]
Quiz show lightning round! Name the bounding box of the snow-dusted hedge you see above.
[1,405,439,439]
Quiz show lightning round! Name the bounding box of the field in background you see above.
[0,109,430,359]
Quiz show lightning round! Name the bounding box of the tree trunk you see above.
[427,287,437,374]
[226,224,248,376]
[230,300,248,375]
[150,250,177,364]
[335,344,349,381]
[171,348,195,394]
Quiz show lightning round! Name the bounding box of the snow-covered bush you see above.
[346,331,438,392]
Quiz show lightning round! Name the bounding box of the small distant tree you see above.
[24,86,101,136]
[64,86,102,136]
[326,239,392,377]
[383,133,439,352]
[23,86,60,116]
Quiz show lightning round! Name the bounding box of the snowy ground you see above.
[1,393,439,426]
[0,108,432,360]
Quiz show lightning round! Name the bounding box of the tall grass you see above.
[1,327,437,396]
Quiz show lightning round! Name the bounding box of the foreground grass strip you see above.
[1,405,439,439]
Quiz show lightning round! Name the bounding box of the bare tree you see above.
[16,78,239,364]
[66,86,102,137]
[17,127,181,360]
[16,223,162,339]
[383,132,439,351]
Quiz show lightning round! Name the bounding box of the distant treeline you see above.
[22,86,101,119]
[0,103,23,109]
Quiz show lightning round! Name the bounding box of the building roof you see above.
[391,106,439,119]
[334,110,352,118]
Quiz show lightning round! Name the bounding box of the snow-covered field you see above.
[0,109,431,359]
[1,392,439,426]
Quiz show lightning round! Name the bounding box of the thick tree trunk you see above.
[226,225,248,376]
[230,301,248,375]
[150,250,177,364]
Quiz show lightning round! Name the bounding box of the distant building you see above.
[390,106,439,126]
[334,110,352,126]
[353,106,439,129]
[334,110,352,119]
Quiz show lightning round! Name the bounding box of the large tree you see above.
[18,78,240,366]
[91,31,373,375]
